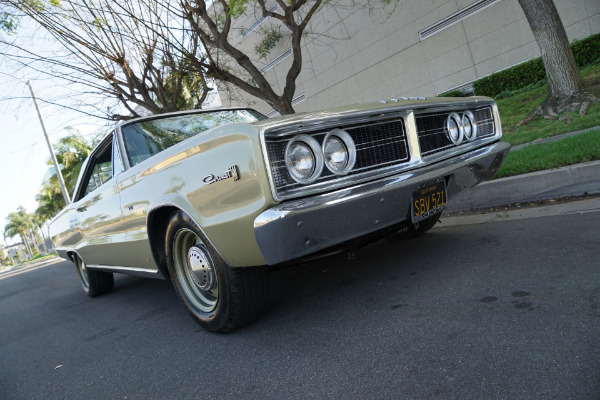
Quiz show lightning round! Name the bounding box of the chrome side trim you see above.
[254,141,510,265]
[85,264,165,279]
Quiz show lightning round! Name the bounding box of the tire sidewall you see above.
[165,211,232,332]
[72,253,114,297]
[74,255,92,296]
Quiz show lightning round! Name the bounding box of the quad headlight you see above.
[462,110,477,141]
[284,129,357,184]
[446,111,478,145]
[446,112,463,145]
[285,135,323,184]
[323,129,356,175]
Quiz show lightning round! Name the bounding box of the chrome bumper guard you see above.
[254,141,510,265]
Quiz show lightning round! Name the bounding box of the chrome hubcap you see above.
[173,228,218,312]
[187,246,216,291]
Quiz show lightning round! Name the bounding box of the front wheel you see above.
[165,211,266,333]
[73,254,114,297]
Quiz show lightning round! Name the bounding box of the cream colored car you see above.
[50,99,510,332]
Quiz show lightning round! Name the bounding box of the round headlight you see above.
[446,112,463,145]
[285,135,323,184]
[462,111,477,141]
[323,129,356,175]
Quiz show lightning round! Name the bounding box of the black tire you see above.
[73,254,114,297]
[165,211,266,333]
[389,212,441,240]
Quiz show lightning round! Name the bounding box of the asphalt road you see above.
[1,208,599,399]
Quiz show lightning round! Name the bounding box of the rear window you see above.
[121,109,265,167]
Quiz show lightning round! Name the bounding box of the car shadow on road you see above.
[262,229,451,324]
[97,228,459,331]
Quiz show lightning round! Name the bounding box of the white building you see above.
[220,0,600,115]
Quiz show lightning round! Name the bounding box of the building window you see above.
[243,4,279,37]
[260,48,292,73]
[419,0,501,40]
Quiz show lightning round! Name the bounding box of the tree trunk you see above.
[28,229,40,254]
[517,0,595,115]
[20,230,33,258]
[37,226,49,254]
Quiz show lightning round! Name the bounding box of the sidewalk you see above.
[446,160,600,213]
[438,129,600,225]
[441,196,600,227]
[447,124,600,213]
[0,256,63,280]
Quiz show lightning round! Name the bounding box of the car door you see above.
[72,132,124,266]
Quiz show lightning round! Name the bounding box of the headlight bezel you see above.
[322,128,357,175]
[446,112,464,145]
[462,110,477,141]
[284,134,324,184]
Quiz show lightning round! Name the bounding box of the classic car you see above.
[50,97,510,332]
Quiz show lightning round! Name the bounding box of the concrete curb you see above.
[446,160,600,212]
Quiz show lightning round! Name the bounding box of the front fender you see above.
[121,123,275,267]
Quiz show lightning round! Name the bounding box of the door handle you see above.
[77,206,87,212]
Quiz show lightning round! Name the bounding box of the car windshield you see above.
[121,109,266,167]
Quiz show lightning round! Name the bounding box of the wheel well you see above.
[147,206,180,278]
[66,251,76,263]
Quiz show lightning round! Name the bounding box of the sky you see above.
[0,17,221,247]
[0,14,108,246]
[0,74,104,246]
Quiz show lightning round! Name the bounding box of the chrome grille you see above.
[416,106,495,157]
[266,118,409,194]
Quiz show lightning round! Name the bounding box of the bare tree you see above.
[1,0,212,120]
[518,0,596,117]
[175,0,325,115]
[3,0,355,116]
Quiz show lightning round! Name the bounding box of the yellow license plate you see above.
[411,179,447,223]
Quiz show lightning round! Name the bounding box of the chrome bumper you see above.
[254,141,510,265]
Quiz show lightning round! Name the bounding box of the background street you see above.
[1,204,598,399]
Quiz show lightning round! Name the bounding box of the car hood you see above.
[251,96,492,131]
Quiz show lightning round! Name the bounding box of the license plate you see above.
[411,179,447,223]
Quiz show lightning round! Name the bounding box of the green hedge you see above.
[473,33,600,97]
[438,89,466,98]
[572,32,600,66]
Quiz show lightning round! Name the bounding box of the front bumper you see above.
[254,141,510,265]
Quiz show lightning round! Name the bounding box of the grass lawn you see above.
[494,129,600,179]
[491,63,600,178]
[25,252,58,264]
[497,64,600,146]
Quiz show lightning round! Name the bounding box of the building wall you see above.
[221,0,600,115]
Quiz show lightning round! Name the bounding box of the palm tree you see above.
[33,211,51,254]
[35,180,66,222]
[4,206,36,258]
[34,133,93,227]
[53,134,93,195]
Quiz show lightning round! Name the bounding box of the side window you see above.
[79,139,114,199]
